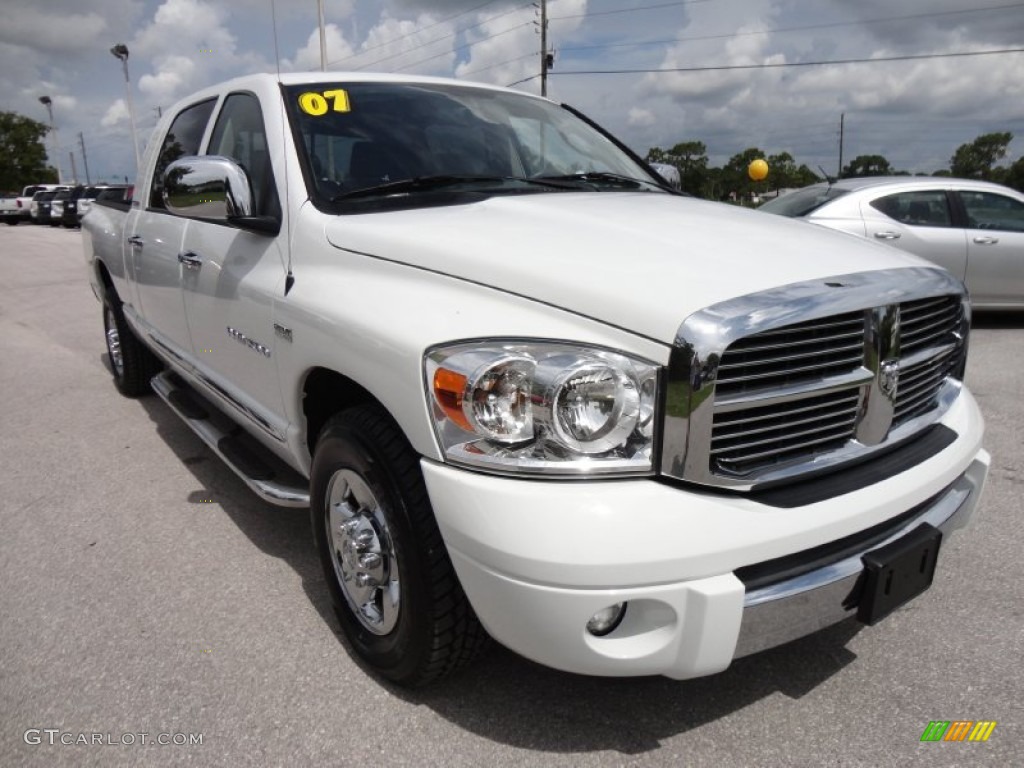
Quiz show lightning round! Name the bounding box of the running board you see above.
[151,371,310,508]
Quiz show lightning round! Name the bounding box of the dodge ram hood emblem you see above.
[880,360,899,400]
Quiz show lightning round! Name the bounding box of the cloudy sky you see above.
[2,0,1022,184]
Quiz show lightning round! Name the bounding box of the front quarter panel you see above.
[273,204,670,474]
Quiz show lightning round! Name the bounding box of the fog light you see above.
[586,602,627,636]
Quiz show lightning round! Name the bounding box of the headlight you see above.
[426,342,660,476]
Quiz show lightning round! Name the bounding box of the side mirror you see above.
[163,156,279,234]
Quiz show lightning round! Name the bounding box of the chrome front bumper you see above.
[733,453,990,659]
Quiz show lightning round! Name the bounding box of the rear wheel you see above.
[102,293,161,397]
[311,405,489,686]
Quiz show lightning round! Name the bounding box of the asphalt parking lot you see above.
[1,223,1021,767]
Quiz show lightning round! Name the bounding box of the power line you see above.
[332,2,534,69]
[459,51,539,78]
[390,22,534,74]
[550,0,712,21]
[554,3,1024,56]
[327,0,503,67]
[548,47,1024,76]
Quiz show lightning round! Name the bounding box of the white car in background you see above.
[760,177,1024,309]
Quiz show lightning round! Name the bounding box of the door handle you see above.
[127,235,144,248]
[178,251,203,270]
[973,236,999,245]
[873,231,901,240]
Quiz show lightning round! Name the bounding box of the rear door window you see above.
[869,190,952,227]
[959,191,1024,232]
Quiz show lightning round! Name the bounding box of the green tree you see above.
[723,147,766,204]
[1001,156,1024,192]
[766,151,812,193]
[794,164,821,187]
[0,111,55,190]
[950,132,1013,178]
[842,154,893,178]
[646,140,709,195]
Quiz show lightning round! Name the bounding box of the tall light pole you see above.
[38,96,63,183]
[317,0,327,71]
[110,43,142,174]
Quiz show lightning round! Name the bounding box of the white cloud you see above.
[138,55,197,103]
[101,99,129,127]
[628,107,656,128]
[354,13,458,76]
[0,9,108,53]
[286,24,356,71]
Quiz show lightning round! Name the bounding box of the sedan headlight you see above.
[426,342,660,476]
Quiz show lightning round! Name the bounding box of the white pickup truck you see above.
[1,183,59,224]
[82,72,989,687]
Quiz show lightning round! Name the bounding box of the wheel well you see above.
[96,260,117,302]
[302,368,378,453]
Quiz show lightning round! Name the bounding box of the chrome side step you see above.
[151,371,310,508]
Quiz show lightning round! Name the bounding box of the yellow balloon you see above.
[748,158,769,181]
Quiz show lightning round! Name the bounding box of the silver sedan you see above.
[760,177,1024,309]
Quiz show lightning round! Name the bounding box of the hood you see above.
[325,192,931,344]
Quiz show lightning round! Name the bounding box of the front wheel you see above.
[102,294,161,397]
[311,405,489,686]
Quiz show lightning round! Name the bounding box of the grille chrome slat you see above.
[715,354,863,384]
[716,340,864,371]
[715,427,856,466]
[711,410,860,454]
[719,329,863,355]
[728,314,864,341]
[714,395,860,431]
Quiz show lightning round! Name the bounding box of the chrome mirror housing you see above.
[163,155,255,219]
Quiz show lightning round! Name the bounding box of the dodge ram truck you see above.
[1,183,59,224]
[82,72,989,686]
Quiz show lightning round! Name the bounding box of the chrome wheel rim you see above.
[326,469,400,635]
[104,307,124,377]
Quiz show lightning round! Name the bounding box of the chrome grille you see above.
[894,348,959,423]
[900,295,962,357]
[714,312,865,398]
[711,390,861,474]
[661,268,970,490]
[894,296,963,425]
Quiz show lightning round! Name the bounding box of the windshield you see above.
[760,184,850,217]
[283,82,663,208]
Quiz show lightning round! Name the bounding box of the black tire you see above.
[311,405,489,686]
[4,219,18,226]
[102,292,161,397]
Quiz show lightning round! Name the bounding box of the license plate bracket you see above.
[857,523,943,625]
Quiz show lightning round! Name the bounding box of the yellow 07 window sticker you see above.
[298,89,351,116]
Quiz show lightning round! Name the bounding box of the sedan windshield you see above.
[760,184,850,217]
[284,82,665,208]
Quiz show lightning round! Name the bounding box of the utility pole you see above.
[69,151,79,185]
[538,0,550,96]
[318,0,327,71]
[78,133,91,184]
[837,112,845,179]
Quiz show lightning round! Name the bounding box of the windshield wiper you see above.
[535,171,660,191]
[331,175,577,202]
